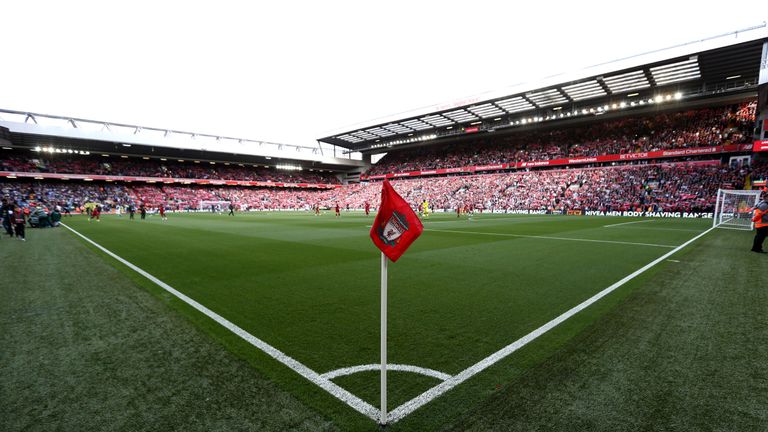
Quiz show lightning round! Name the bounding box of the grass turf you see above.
[0,226,336,432]
[2,211,765,431]
[441,227,768,432]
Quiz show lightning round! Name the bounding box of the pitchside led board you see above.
[756,41,768,148]
[754,84,768,151]
[754,82,768,151]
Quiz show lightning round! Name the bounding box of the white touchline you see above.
[385,226,715,423]
[60,223,380,421]
[603,220,655,228]
[321,364,452,381]
[425,228,677,248]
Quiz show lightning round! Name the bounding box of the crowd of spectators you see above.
[2,159,764,214]
[748,159,768,180]
[324,162,754,213]
[2,101,755,189]
[367,100,756,175]
[0,153,340,184]
[0,182,133,212]
[1,98,762,216]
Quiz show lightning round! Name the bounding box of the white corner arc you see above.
[321,364,452,381]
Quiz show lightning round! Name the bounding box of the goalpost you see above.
[712,189,762,230]
[198,200,232,212]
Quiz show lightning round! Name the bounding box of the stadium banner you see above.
[754,140,768,152]
[586,211,713,218]
[467,209,713,218]
[0,171,342,189]
[361,144,753,180]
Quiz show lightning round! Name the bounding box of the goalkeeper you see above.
[751,188,768,254]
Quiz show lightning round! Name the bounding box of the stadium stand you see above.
[366,101,756,175]
[2,99,764,217]
[1,159,763,214]
[0,153,340,184]
[320,161,755,213]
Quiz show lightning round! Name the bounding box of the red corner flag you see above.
[370,180,424,262]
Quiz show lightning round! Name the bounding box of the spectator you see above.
[366,101,756,175]
[0,158,757,214]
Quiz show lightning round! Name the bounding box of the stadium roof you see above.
[0,109,366,171]
[319,24,768,152]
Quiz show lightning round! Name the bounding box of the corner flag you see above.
[369,180,424,424]
[370,180,423,262]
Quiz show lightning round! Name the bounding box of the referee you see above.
[752,188,768,254]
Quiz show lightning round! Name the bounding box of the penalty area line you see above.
[60,223,380,421]
[386,226,715,424]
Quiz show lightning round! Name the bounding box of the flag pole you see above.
[380,251,388,425]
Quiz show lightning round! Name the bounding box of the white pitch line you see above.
[422,215,559,225]
[386,226,715,424]
[618,227,703,232]
[424,228,676,249]
[321,364,452,381]
[368,216,557,229]
[61,223,380,421]
[603,220,655,228]
[714,226,753,231]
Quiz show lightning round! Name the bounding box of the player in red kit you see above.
[365,201,370,216]
[11,202,26,241]
[89,205,101,222]
[335,203,340,217]
[159,204,167,221]
[315,203,321,216]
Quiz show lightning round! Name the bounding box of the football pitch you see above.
[3,211,767,431]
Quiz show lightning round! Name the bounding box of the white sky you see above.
[1,1,765,147]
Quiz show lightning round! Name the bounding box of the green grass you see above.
[0,226,336,432]
[2,211,765,431]
[441,226,768,432]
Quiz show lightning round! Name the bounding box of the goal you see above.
[712,189,762,230]
[199,200,231,212]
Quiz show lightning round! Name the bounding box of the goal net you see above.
[712,189,762,230]
[199,200,231,212]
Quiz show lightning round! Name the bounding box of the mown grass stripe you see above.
[425,228,677,248]
[61,223,380,421]
[387,226,715,423]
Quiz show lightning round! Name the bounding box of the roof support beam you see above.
[595,76,612,95]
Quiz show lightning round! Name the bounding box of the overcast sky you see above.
[1,1,765,146]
